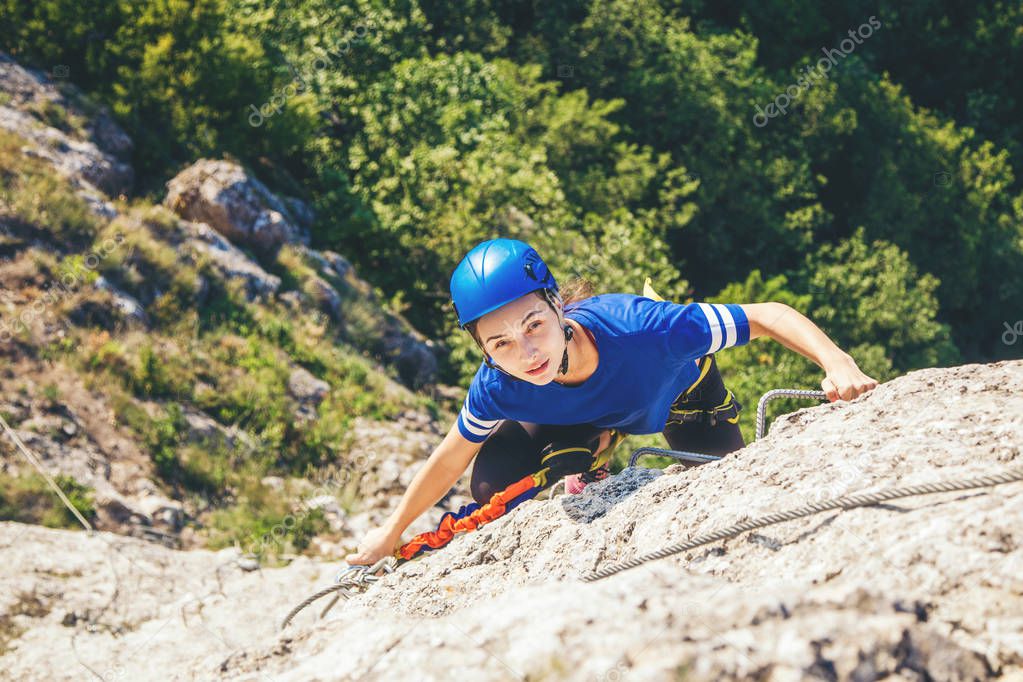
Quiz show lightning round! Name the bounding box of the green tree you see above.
[797,227,959,373]
[797,67,1023,359]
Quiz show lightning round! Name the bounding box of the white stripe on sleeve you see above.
[713,304,737,349]
[460,404,498,437]
[696,303,722,354]
[459,415,493,438]
[462,402,498,428]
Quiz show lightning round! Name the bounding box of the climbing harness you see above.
[666,392,741,427]
[665,355,744,428]
[279,386,849,630]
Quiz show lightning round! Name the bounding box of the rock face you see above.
[163,160,310,253]
[0,51,132,197]
[2,361,1021,680]
[179,218,282,301]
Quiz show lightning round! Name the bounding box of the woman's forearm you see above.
[742,302,878,401]
[382,435,475,541]
[743,302,849,370]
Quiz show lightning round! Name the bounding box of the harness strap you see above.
[665,355,742,427]
[683,355,714,399]
[667,390,741,426]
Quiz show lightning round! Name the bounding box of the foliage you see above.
[797,227,959,373]
[3,0,1021,544]
[205,475,329,558]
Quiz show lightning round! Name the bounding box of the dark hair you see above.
[464,276,597,349]
[558,276,596,306]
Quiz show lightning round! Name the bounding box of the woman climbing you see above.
[346,238,878,565]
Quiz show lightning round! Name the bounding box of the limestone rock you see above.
[0,51,132,197]
[135,495,185,533]
[303,275,342,322]
[163,159,310,253]
[181,406,258,453]
[3,362,1021,680]
[179,219,281,301]
[287,368,330,407]
[92,276,148,325]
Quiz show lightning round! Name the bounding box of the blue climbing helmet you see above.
[450,238,573,376]
[450,238,560,328]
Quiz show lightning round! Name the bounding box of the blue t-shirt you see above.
[457,293,751,443]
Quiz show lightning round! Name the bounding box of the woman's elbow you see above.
[743,301,790,340]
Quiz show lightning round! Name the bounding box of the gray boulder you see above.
[164,159,310,253]
[287,367,330,406]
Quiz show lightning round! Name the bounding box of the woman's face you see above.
[475,293,564,384]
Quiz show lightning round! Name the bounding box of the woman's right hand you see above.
[344,525,401,566]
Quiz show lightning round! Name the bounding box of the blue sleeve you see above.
[660,301,751,361]
[456,376,502,443]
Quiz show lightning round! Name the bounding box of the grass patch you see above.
[108,394,227,496]
[0,471,95,528]
[0,130,99,247]
[205,475,329,561]
[27,99,83,136]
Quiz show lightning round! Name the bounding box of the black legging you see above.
[469,354,745,504]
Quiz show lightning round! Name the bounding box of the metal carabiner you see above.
[334,563,369,584]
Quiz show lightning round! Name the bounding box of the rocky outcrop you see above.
[163,160,310,253]
[0,360,184,544]
[90,276,148,325]
[291,244,440,389]
[1,361,1021,680]
[287,367,331,421]
[160,160,439,387]
[0,51,132,198]
[179,218,281,301]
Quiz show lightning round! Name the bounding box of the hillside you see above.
[1,50,471,563]
[1,360,1021,680]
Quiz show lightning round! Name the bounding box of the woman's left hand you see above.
[821,354,879,402]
